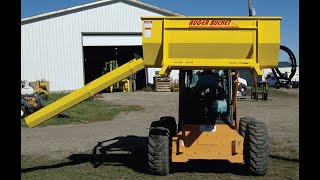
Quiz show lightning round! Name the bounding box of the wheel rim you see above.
[21,109,24,117]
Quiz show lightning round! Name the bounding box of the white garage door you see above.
[82,34,142,46]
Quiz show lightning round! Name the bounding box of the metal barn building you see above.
[21,0,181,92]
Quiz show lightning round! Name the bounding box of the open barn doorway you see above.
[83,46,146,91]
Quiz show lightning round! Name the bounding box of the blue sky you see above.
[21,0,299,65]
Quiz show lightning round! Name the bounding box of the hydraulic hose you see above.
[271,45,297,86]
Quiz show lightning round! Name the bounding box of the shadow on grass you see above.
[21,135,249,176]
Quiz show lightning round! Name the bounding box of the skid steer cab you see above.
[22,16,297,176]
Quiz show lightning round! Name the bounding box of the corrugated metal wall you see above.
[21,1,169,91]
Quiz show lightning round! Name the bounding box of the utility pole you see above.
[248,0,256,16]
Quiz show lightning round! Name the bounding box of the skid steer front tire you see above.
[239,116,255,137]
[243,120,269,176]
[148,126,170,175]
[160,116,177,137]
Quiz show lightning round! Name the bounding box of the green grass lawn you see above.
[264,87,290,96]
[21,93,143,127]
[21,154,299,180]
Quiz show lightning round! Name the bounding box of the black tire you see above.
[292,82,298,88]
[160,116,177,137]
[263,92,268,101]
[239,117,255,137]
[243,120,269,176]
[24,106,34,115]
[21,107,27,118]
[252,91,258,100]
[34,95,45,108]
[148,126,170,175]
[238,84,247,96]
[39,92,48,100]
[275,83,280,89]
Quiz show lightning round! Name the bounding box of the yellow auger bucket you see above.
[141,16,281,76]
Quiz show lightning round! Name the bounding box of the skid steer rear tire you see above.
[243,120,269,176]
[148,126,170,175]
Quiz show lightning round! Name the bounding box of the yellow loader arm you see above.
[25,58,144,128]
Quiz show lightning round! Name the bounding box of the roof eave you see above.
[21,0,183,23]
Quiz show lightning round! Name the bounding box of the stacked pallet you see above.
[154,75,171,92]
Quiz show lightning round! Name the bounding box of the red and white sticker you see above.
[144,20,152,28]
[144,20,152,38]
[188,19,239,28]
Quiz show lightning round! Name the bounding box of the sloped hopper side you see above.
[167,30,254,59]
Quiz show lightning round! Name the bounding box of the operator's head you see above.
[202,70,213,74]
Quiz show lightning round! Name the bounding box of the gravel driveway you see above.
[21,90,298,160]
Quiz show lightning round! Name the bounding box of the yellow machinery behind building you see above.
[29,79,49,100]
[102,60,131,92]
[119,79,131,92]
[24,16,293,176]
